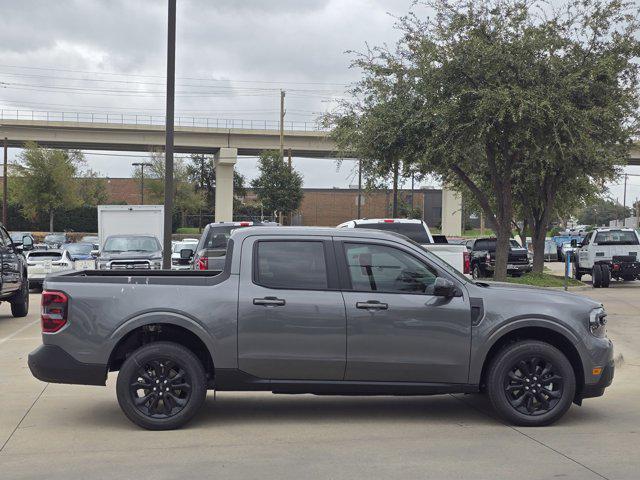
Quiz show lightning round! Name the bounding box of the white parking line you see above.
[0,319,40,346]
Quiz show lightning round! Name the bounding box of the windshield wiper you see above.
[125,249,151,252]
[104,250,123,253]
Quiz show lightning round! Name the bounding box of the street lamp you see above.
[132,162,152,205]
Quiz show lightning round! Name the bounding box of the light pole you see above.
[132,162,152,205]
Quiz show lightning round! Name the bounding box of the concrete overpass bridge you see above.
[1,112,638,233]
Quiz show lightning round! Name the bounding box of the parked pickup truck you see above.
[337,219,469,273]
[28,227,614,430]
[467,237,532,279]
[572,228,640,288]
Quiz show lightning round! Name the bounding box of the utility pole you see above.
[357,160,362,219]
[410,173,415,212]
[3,138,7,227]
[279,90,285,160]
[623,173,628,224]
[162,0,176,269]
[132,162,152,205]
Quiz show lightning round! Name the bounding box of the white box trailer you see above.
[97,205,165,249]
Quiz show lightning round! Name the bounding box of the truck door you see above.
[237,236,346,380]
[337,240,471,384]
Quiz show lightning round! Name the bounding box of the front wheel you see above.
[116,341,207,430]
[592,264,602,288]
[600,264,611,288]
[486,340,575,426]
[572,260,582,281]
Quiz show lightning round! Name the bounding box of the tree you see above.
[251,150,303,222]
[330,0,639,280]
[132,151,205,227]
[77,169,108,207]
[12,142,82,232]
[577,198,632,226]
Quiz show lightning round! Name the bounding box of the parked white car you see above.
[26,249,74,289]
[171,240,199,270]
[336,218,469,273]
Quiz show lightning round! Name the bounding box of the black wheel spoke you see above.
[504,354,564,416]
[129,356,192,419]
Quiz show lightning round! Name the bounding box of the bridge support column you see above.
[441,186,462,237]
[214,147,237,222]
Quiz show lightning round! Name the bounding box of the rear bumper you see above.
[28,344,107,386]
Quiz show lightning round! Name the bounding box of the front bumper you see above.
[28,344,107,386]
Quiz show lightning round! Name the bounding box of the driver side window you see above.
[344,243,437,294]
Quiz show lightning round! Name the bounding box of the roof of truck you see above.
[229,225,412,242]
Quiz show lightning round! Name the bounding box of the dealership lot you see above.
[0,279,639,480]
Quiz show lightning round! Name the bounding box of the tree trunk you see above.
[493,222,511,282]
[49,209,54,233]
[392,160,399,217]
[531,222,547,274]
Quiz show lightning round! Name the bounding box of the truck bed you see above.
[44,269,224,286]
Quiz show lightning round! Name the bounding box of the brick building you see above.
[102,178,445,228]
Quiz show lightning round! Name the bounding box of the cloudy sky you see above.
[0,0,638,201]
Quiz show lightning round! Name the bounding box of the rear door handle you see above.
[356,301,388,310]
[253,297,286,307]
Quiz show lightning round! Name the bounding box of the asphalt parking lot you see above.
[1,274,639,480]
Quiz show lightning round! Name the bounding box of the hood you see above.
[99,251,162,262]
[473,281,600,310]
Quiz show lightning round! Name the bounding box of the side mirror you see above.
[21,235,34,251]
[570,239,578,248]
[433,277,457,298]
[180,248,194,260]
[91,249,100,257]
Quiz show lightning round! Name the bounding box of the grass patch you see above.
[176,227,200,234]
[503,272,584,288]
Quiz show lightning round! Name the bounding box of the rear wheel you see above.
[601,265,611,288]
[472,264,483,280]
[10,279,29,317]
[486,340,575,426]
[592,264,602,288]
[116,341,207,430]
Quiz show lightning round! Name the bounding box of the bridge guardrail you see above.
[0,109,327,132]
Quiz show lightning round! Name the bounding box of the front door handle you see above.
[253,296,286,307]
[356,301,388,310]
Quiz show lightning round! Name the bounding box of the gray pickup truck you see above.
[28,227,614,430]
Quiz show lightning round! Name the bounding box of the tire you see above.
[572,260,582,281]
[116,341,207,430]
[601,265,611,288]
[472,264,483,280]
[10,279,29,318]
[592,264,602,288]
[486,340,576,427]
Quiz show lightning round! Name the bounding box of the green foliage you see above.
[132,151,205,221]
[576,197,633,226]
[77,169,108,206]
[251,150,304,217]
[504,273,584,288]
[11,142,84,230]
[328,0,640,279]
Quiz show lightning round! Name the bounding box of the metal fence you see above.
[0,109,327,132]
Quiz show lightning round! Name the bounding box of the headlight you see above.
[588,307,607,337]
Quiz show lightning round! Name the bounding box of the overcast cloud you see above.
[0,0,637,199]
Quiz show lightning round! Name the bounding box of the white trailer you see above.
[97,205,165,249]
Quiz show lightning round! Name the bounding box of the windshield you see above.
[353,222,431,244]
[594,230,639,246]
[64,243,94,255]
[10,232,29,242]
[509,240,522,248]
[28,252,62,261]
[45,234,66,242]
[103,236,160,252]
[173,242,197,253]
[81,236,99,243]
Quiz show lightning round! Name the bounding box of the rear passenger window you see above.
[256,241,328,290]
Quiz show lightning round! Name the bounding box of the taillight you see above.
[239,222,251,226]
[41,290,68,333]
[383,219,394,223]
[196,255,208,270]
[463,251,470,274]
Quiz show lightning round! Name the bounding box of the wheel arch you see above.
[107,313,216,382]
[474,323,585,395]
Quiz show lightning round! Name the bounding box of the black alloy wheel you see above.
[130,359,192,418]
[503,356,563,416]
